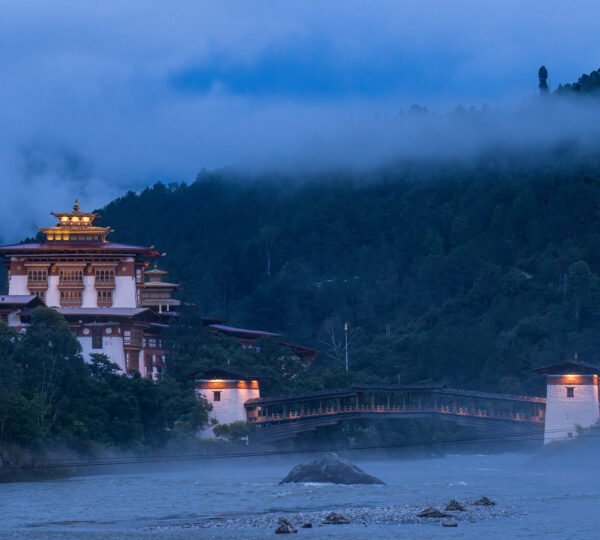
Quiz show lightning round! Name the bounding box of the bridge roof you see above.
[245,384,546,407]
[437,388,546,403]
[244,384,446,407]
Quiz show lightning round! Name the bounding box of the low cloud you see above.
[0,1,599,241]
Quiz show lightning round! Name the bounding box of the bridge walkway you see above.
[244,384,545,444]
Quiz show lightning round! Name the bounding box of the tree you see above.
[0,324,37,445]
[17,307,87,439]
[567,260,593,322]
[213,420,254,442]
[538,65,549,94]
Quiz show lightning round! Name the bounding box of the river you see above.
[1,451,597,539]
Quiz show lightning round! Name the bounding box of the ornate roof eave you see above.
[50,211,99,220]
[39,225,111,234]
[0,242,161,257]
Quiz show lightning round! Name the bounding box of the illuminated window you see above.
[213,391,221,402]
[566,387,575,398]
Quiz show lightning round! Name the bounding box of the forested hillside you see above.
[97,148,600,396]
[4,66,600,404]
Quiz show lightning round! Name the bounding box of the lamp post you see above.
[344,322,349,372]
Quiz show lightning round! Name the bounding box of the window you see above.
[60,290,82,307]
[213,391,221,402]
[59,268,83,285]
[566,387,575,398]
[97,290,113,307]
[95,269,115,285]
[91,328,103,349]
[27,269,48,284]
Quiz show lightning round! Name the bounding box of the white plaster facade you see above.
[8,275,28,296]
[82,275,97,307]
[196,380,259,438]
[7,311,22,326]
[46,275,60,307]
[544,374,600,444]
[113,275,137,307]
[79,335,127,372]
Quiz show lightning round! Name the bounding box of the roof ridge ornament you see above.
[73,199,80,212]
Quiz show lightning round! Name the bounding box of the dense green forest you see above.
[0,307,208,461]
[0,66,600,464]
[90,68,600,400]
[4,66,600,459]
[96,145,600,397]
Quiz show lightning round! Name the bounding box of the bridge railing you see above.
[246,403,544,425]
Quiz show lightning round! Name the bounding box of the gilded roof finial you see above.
[73,199,80,212]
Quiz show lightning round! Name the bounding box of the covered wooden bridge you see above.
[244,384,546,444]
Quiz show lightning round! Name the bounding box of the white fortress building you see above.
[193,368,260,437]
[0,200,180,378]
[535,360,600,444]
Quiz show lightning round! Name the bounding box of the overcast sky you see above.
[0,1,599,240]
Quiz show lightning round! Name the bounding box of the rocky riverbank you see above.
[149,499,516,532]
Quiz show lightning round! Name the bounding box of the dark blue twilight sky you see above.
[0,1,599,239]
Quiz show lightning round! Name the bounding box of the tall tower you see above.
[193,368,260,437]
[0,200,167,378]
[534,360,600,444]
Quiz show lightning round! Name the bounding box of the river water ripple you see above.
[1,452,598,539]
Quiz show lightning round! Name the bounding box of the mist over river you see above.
[2,452,598,539]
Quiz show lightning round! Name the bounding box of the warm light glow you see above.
[71,216,80,222]
[60,216,68,222]
[197,378,259,390]
[82,216,90,222]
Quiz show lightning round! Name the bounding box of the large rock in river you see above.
[280,453,385,485]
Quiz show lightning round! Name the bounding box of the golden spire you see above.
[73,199,80,212]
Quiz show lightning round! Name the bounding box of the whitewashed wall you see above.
[197,382,259,438]
[82,275,97,307]
[78,335,127,372]
[113,276,137,307]
[544,380,600,444]
[8,275,29,295]
[45,275,60,307]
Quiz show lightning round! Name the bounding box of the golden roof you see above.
[41,199,111,242]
